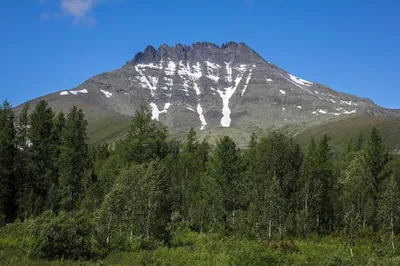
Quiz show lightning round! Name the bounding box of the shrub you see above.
[28,211,95,260]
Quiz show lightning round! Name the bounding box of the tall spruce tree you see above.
[27,100,55,216]
[300,135,336,235]
[15,103,31,219]
[364,127,389,232]
[59,107,88,214]
[118,105,168,165]
[0,100,17,223]
[207,136,243,231]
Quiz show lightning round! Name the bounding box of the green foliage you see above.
[59,106,89,213]
[116,105,168,165]
[28,211,95,260]
[96,162,171,251]
[0,100,17,223]
[1,99,400,264]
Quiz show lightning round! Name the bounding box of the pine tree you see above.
[364,127,389,232]
[15,103,31,219]
[27,100,55,216]
[118,105,168,165]
[0,100,17,223]
[300,135,336,235]
[207,136,243,232]
[59,107,88,214]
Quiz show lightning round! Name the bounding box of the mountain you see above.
[15,41,400,145]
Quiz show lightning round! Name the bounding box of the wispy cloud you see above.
[40,0,118,26]
[242,0,254,8]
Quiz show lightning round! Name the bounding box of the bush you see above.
[28,211,95,260]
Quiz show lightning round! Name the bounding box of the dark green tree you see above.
[0,100,17,223]
[27,100,55,216]
[364,127,389,232]
[59,107,88,214]
[207,136,244,232]
[15,103,32,219]
[117,105,168,165]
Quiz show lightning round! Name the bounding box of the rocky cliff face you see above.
[42,42,399,132]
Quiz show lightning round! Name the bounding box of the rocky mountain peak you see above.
[128,41,264,66]
[52,42,399,133]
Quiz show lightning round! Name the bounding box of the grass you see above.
[1,220,400,265]
[295,115,400,156]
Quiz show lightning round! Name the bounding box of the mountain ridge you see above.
[15,41,400,143]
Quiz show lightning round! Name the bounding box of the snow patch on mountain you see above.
[197,103,207,130]
[217,73,244,127]
[135,66,159,97]
[206,61,221,83]
[100,90,112,98]
[288,74,313,86]
[225,62,233,82]
[150,102,171,121]
[178,61,202,95]
[165,60,176,76]
[241,66,254,97]
[69,89,88,95]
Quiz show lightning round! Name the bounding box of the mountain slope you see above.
[16,41,400,144]
[295,115,400,154]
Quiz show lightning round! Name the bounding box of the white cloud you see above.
[40,0,118,26]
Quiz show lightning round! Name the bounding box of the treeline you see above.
[0,99,399,260]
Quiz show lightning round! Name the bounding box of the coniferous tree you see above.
[207,136,243,232]
[15,103,32,219]
[27,100,55,216]
[118,105,168,165]
[0,100,17,223]
[300,135,336,235]
[364,127,389,232]
[59,107,88,214]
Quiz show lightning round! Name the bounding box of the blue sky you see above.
[1,0,399,108]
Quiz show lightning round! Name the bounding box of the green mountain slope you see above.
[294,115,400,154]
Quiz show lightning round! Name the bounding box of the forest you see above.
[1,99,400,265]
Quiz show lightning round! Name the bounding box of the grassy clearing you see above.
[1,221,400,265]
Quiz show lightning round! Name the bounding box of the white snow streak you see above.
[279,90,286,95]
[206,61,221,83]
[178,61,202,95]
[266,78,273,82]
[100,90,112,98]
[150,102,171,121]
[343,110,357,114]
[135,66,159,97]
[340,100,353,106]
[241,65,254,97]
[197,104,207,130]
[217,74,243,127]
[136,62,163,69]
[297,106,302,109]
[235,64,247,74]
[165,60,176,76]
[288,74,313,86]
[69,89,88,95]
[318,109,327,114]
[60,91,69,95]
[225,62,232,82]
